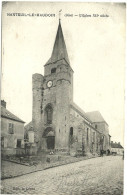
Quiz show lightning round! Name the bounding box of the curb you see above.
[1,156,98,180]
[2,159,29,166]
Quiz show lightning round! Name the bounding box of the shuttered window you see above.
[8,123,14,134]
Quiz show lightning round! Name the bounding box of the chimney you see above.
[1,100,6,108]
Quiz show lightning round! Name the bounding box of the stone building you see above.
[26,20,111,156]
[1,100,25,156]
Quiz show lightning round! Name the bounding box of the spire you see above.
[46,20,70,65]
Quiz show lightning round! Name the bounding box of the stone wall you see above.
[92,122,110,151]
[32,73,44,150]
[70,108,100,156]
[55,79,70,150]
[41,62,73,151]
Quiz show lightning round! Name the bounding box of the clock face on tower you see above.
[47,80,53,88]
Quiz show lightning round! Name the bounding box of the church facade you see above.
[27,20,111,156]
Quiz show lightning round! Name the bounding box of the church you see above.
[25,20,111,156]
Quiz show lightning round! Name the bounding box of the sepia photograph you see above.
[1,2,126,194]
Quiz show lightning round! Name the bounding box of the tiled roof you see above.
[1,105,25,123]
[111,142,123,149]
[70,102,92,123]
[86,111,108,125]
[24,121,33,131]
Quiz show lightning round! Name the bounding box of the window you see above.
[45,104,53,124]
[93,132,95,143]
[51,68,56,74]
[103,136,105,145]
[95,124,97,129]
[70,127,73,136]
[47,108,52,124]
[87,128,89,142]
[1,137,4,148]
[17,139,21,148]
[8,123,14,134]
[70,127,73,145]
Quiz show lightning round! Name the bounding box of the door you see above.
[46,136,55,149]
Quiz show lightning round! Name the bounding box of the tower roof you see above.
[45,20,70,66]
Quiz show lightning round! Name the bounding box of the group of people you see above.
[100,149,124,160]
[100,149,110,157]
[100,150,104,157]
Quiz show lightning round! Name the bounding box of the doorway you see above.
[46,136,55,149]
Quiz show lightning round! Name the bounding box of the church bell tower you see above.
[32,20,73,152]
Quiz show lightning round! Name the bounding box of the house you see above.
[1,100,25,156]
[111,141,124,155]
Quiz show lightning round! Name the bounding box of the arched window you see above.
[70,127,73,136]
[45,104,53,124]
[69,127,74,145]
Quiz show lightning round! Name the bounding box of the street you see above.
[1,156,123,195]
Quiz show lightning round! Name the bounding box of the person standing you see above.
[100,149,103,157]
[123,151,124,160]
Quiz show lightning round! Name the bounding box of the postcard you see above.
[1,2,126,195]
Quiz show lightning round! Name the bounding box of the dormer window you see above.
[51,68,56,74]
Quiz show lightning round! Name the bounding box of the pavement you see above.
[1,156,124,195]
[1,160,44,179]
[1,155,92,179]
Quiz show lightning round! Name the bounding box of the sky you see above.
[2,2,126,146]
